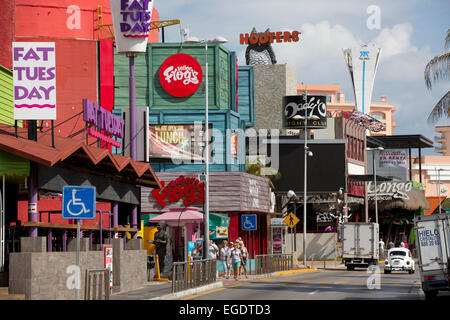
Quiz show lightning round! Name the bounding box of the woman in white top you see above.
[230,242,243,281]
[219,240,231,278]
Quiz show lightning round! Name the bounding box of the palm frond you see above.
[427,90,450,125]
[424,52,450,90]
[445,28,450,51]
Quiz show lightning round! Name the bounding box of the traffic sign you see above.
[241,214,257,231]
[62,186,96,219]
[283,212,299,228]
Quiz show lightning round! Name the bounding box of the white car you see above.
[384,248,415,274]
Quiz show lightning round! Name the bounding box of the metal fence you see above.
[172,259,216,293]
[254,254,294,275]
[84,268,110,300]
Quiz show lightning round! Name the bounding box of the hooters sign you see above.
[159,53,203,97]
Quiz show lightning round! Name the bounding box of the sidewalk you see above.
[110,263,319,300]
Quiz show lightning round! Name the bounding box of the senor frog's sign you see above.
[159,53,203,97]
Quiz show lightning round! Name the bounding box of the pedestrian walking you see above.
[227,241,234,278]
[230,242,243,281]
[209,240,218,260]
[400,240,405,248]
[219,240,230,279]
[379,238,385,259]
[239,240,249,279]
[388,239,394,249]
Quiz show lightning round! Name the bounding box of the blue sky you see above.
[154,0,450,155]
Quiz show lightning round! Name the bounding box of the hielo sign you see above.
[159,53,203,97]
[282,95,327,129]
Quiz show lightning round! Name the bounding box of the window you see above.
[390,251,406,256]
[371,112,385,121]
[326,96,332,103]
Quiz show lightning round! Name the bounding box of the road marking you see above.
[309,290,319,295]
[298,280,312,283]
[318,280,330,284]
[335,281,348,284]
[181,287,227,300]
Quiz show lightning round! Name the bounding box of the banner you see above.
[13,42,56,120]
[149,124,210,160]
[109,0,155,53]
[378,149,408,168]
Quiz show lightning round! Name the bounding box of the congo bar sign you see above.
[282,95,327,129]
[367,181,413,201]
[159,53,203,97]
[109,0,155,53]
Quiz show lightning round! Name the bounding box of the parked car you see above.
[384,247,415,274]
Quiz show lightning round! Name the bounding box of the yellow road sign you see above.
[283,212,299,228]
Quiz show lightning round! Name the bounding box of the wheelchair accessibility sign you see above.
[62,186,96,220]
[241,214,257,231]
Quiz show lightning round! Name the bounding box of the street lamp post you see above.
[302,89,313,267]
[185,36,228,259]
[367,147,384,224]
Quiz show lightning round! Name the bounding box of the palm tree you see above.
[425,28,450,125]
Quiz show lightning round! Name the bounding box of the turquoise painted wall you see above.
[148,109,245,172]
[114,43,231,111]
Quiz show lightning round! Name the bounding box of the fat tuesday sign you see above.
[109,0,155,53]
[159,53,203,97]
[83,98,124,148]
[282,95,327,129]
[367,181,413,201]
[13,42,56,120]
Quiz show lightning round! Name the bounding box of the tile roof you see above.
[0,123,161,188]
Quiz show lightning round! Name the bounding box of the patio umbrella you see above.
[149,207,204,227]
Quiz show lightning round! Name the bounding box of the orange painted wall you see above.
[15,0,159,42]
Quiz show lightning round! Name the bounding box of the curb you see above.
[149,281,224,300]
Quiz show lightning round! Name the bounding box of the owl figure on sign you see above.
[245,28,277,66]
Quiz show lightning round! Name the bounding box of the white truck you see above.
[342,222,379,270]
[414,213,450,299]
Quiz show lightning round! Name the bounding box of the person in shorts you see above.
[239,240,249,279]
[219,240,230,278]
[227,241,234,278]
[230,242,243,281]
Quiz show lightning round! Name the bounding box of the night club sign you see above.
[282,95,327,128]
